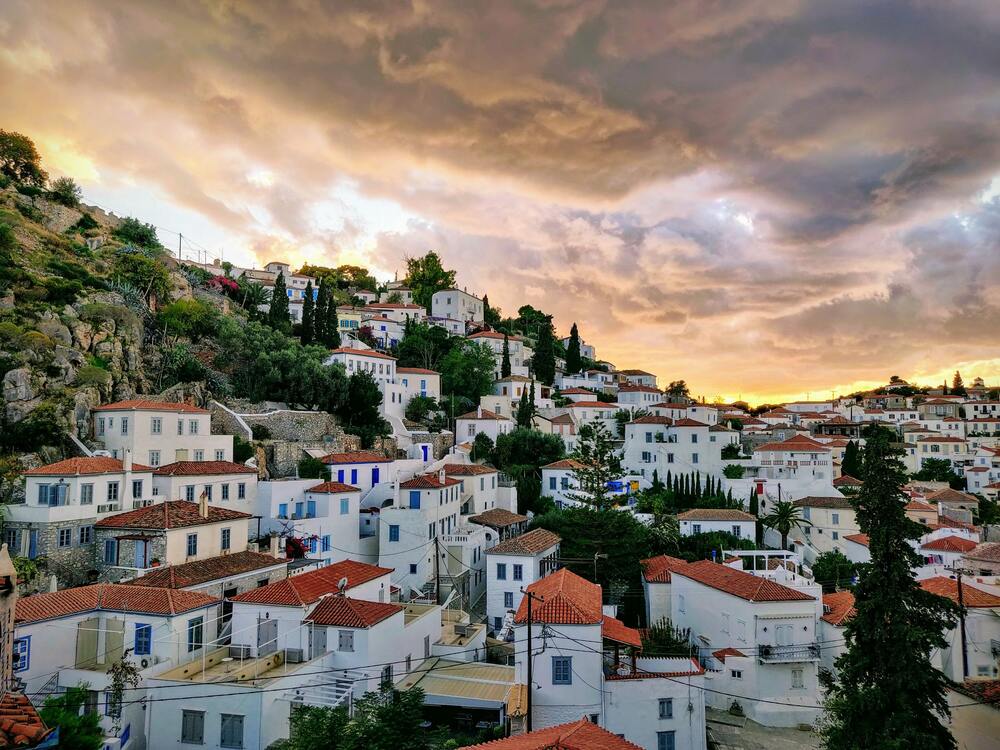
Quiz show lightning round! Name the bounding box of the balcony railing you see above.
[757,643,820,663]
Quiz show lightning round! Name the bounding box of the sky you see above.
[3,0,1000,404]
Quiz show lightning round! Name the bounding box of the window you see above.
[549,477,556,490]
[340,498,350,515]
[107,482,120,502]
[831,512,840,525]
[121,417,129,436]
[278,503,288,518]
[409,563,417,574]
[306,500,316,517]
[721,613,730,633]
[187,616,204,652]
[134,623,152,655]
[338,630,355,652]
[691,433,697,443]
[189,420,199,435]
[58,528,72,548]
[132,480,143,499]
[692,453,699,464]
[832,531,839,540]
[692,524,701,534]
[736,619,746,642]
[658,698,673,719]
[551,656,572,685]
[181,710,204,744]
[496,563,507,580]
[791,669,804,689]
[222,484,230,501]
[151,417,162,434]
[177,419,184,436]
[194,450,204,461]
[221,528,231,551]
[389,525,399,542]
[186,533,198,557]
[513,564,523,581]
[215,449,225,461]
[98,417,106,436]
[731,669,743,679]
[80,483,94,505]
[12,637,29,672]
[185,485,195,502]
[504,592,514,608]
[104,539,117,564]
[79,526,93,545]
[36,483,63,506]
[149,450,160,467]
[220,715,244,749]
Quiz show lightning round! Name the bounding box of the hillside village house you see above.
[512,569,706,749]
[10,456,157,581]
[540,459,586,508]
[963,542,1000,576]
[398,367,441,404]
[617,384,664,409]
[363,314,405,348]
[564,401,618,432]
[320,450,394,495]
[93,399,233,466]
[288,481,373,563]
[443,464,500,516]
[363,302,426,324]
[485,528,560,634]
[95,499,252,582]
[456,407,514,442]
[431,288,484,323]
[468,330,533,379]
[670,560,823,728]
[559,336,596,361]
[787,496,860,561]
[325,348,412,416]
[132,549,288,601]
[617,369,658,388]
[640,554,689,626]
[677,509,756,540]
[751,435,833,482]
[151,460,258,515]
[379,283,414,304]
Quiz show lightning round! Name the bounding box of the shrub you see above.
[78,303,139,328]
[14,184,43,199]
[74,365,112,388]
[723,464,745,479]
[233,435,254,463]
[160,345,208,386]
[111,252,171,302]
[114,217,161,249]
[46,258,100,287]
[0,223,14,254]
[157,299,219,341]
[48,177,82,207]
[18,330,54,353]
[0,401,70,453]
[298,456,326,479]
[71,212,98,232]
[14,202,43,222]
[42,277,83,305]
[0,321,23,343]
[251,424,271,440]
[404,394,438,424]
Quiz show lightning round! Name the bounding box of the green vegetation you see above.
[723,463,745,478]
[721,443,742,460]
[403,251,456,310]
[0,130,47,186]
[405,394,439,424]
[268,271,292,334]
[634,470,740,515]
[811,550,857,593]
[500,333,511,378]
[565,322,581,374]
[439,340,495,409]
[761,499,811,550]
[49,176,82,207]
[233,435,255,463]
[841,440,862,479]
[491,427,564,513]
[112,250,171,303]
[822,425,960,749]
[298,456,326,479]
[300,280,315,344]
[642,618,692,657]
[158,298,220,341]
[566,420,622,510]
[532,316,555,385]
[40,686,103,750]
[911,457,965,489]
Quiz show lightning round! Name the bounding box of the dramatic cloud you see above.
[3,0,1000,400]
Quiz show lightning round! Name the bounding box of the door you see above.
[422,445,429,461]
[134,540,148,569]
[27,530,37,560]
[222,587,238,624]
[308,625,327,659]
[257,617,278,656]
[372,467,380,485]
[775,624,792,646]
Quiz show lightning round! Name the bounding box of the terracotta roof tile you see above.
[93,399,208,413]
[231,559,392,606]
[304,596,403,628]
[640,555,688,583]
[514,569,602,625]
[601,615,642,648]
[921,535,978,553]
[443,463,498,476]
[153,460,256,476]
[565,402,617,409]
[327,347,397,360]
[456,408,508,420]
[965,542,1000,562]
[672,560,815,602]
[822,591,856,626]
[459,718,643,750]
[712,647,747,662]
[320,450,392,464]
[926,488,979,504]
[396,367,439,374]
[833,475,863,487]
[920,577,1000,607]
[672,418,708,427]
[131,551,285,589]
[631,415,673,426]
[0,693,52,746]
[488,529,561,556]
[96,500,250,529]
[24,457,153,476]
[399,474,462,489]
[844,533,870,547]
[755,435,831,453]
[793,496,854,509]
[677,509,755,521]
[307,481,362,494]
[542,459,587,470]
[469,508,528,528]
[16,583,219,624]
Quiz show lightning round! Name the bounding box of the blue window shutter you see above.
[409,490,421,509]
[372,467,380,484]
[279,503,288,517]
[337,470,345,483]
[351,469,358,484]
[307,500,317,517]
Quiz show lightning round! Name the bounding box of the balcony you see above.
[757,643,820,663]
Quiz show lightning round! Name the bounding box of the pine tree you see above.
[314,278,328,345]
[565,420,623,510]
[301,281,315,344]
[952,370,967,396]
[822,426,961,749]
[565,322,582,374]
[268,271,292,333]
[650,468,664,493]
[324,292,340,348]
[533,320,556,385]
[515,383,535,428]
[501,334,512,378]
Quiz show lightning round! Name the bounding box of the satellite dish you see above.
[337,577,348,592]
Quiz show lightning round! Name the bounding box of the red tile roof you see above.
[456,408,508,420]
[632,415,673,425]
[459,718,643,750]
[926,488,979,504]
[15,583,219,624]
[673,560,815,602]
[821,591,856,626]
[468,330,522,341]
[672,418,708,427]
[488,528,560,556]
[327,347,397,360]
[560,388,597,395]
[132,551,285,589]
[920,535,978,553]
[320,450,392,464]
[154,460,256,476]
[96,500,251,529]
[965,543,1000,562]
[396,367,439,375]
[365,303,423,310]
[0,693,53,746]
[618,384,662,394]
[601,615,642,648]
[905,500,936,511]
[399,474,462,489]
[755,435,830,453]
[677,509,755,521]
[304,596,403,628]
[833,475,863,487]
[307,481,362,494]
[640,555,688,583]
[443,463,498,475]
[93,399,208,413]
[793,496,854,509]
[565,402,617,409]
[844,533,870,547]
[920,577,1000,607]
[917,436,966,443]
[712,647,747,662]
[231,560,392,606]
[469,508,529,528]
[514,569,602,625]
[24,456,153,476]
[542,459,587,470]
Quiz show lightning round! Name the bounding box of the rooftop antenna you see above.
[337,576,349,596]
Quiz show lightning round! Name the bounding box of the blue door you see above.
[27,531,37,560]
[372,467,380,485]
[422,445,429,461]
[337,469,345,483]
[409,491,421,509]
[134,540,147,569]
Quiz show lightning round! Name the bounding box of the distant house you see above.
[456,406,514,442]
[677,509,756,540]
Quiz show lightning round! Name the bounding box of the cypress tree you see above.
[665,469,672,492]
[822,426,961,749]
[325,292,340,348]
[694,473,702,497]
[501,334,512,378]
[314,278,328,344]
[301,281,315,344]
[267,271,292,334]
[841,440,862,479]
[533,321,556,385]
[565,322,582,374]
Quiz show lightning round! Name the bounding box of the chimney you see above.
[476,405,483,419]
[199,491,209,518]
[438,468,446,485]
[269,533,281,559]
[122,449,133,473]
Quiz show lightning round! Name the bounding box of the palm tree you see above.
[240,281,271,319]
[761,500,812,550]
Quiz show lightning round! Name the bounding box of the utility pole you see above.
[433,535,441,605]
[955,567,970,679]
[522,588,544,733]
[177,233,182,261]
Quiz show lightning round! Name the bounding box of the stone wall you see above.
[6,519,101,589]
[93,529,168,583]
[408,430,455,459]
[263,434,364,478]
[187,565,286,600]
[241,410,342,442]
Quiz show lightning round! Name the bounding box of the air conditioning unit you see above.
[285,648,304,664]
[229,645,251,660]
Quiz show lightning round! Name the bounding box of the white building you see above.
[151,460,257,515]
[617,384,664,410]
[93,399,233,466]
[363,302,425,324]
[432,288,484,323]
[443,464,500,516]
[677,509,756,540]
[398,367,441,405]
[751,435,833,482]
[787,496,860,562]
[540,459,586,508]
[639,554,689,627]
[456,407,515,442]
[468,331,533,379]
[485,528,560,633]
[285,481,375,563]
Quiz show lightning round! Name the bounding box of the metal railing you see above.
[757,643,820,663]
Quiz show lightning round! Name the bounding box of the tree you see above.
[515,381,535,428]
[49,176,82,207]
[440,341,495,405]
[158,298,219,341]
[106,651,141,734]
[841,440,862,480]
[40,686,102,750]
[676,530,755,562]
[811,550,857,593]
[500,333,512,378]
[114,216,162,249]
[269,271,292,333]
[471,432,495,463]
[396,322,454,370]
[239,280,271,320]
[404,251,456,309]
[723,464,745,479]
[532,320,556,385]
[567,420,623,510]
[0,130,47,186]
[337,371,389,448]
[301,281,315,344]
[298,456,326,479]
[271,703,350,750]
[822,426,961,750]
[483,293,502,327]
[951,370,967,397]
[405,395,439,424]
[642,618,692,656]
[323,290,341,348]
[314,278,329,344]
[761,500,811,550]
[912,457,965,489]
[565,322,582,374]
[749,486,762,543]
[665,380,690,400]
[721,443,741,460]
[112,251,171,303]
[493,428,565,513]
